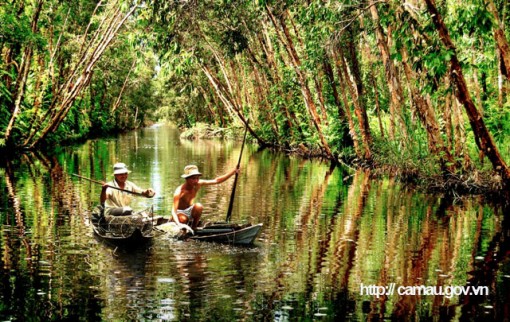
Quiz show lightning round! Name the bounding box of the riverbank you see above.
[179,123,509,200]
[0,120,155,159]
[2,122,507,201]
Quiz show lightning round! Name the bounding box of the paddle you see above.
[225,121,249,223]
[71,173,150,197]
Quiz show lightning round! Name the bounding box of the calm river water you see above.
[1,125,509,321]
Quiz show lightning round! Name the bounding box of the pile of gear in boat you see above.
[91,205,165,240]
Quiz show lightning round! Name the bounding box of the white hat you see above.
[113,163,131,175]
[181,165,202,178]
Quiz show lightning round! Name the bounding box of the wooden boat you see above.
[157,220,263,246]
[190,222,263,245]
[90,205,262,246]
[90,206,165,246]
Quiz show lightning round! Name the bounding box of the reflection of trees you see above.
[2,160,33,272]
[172,251,208,319]
[346,185,506,321]
[460,203,510,321]
[330,169,370,296]
[254,161,506,321]
[34,151,86,222]
[90,246,153,321]
[2,130,507,321]
[0,152,98,320]
[390,195,454,319]
[256,161,341,319]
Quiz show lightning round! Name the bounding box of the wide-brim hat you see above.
[181,165,202,178]
[113,162,131,175]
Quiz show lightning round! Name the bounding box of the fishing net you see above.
[91,205,160,238]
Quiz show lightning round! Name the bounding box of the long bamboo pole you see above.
[225,122,249,223]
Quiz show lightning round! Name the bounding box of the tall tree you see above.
[423,0,510,184]
[485,0,510,81]
[4,0,45,143]
[369,0,407,141]
[265,5,333,158]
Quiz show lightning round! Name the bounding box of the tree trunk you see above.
[497,46,507,108]
[251,62,280,139]
[471,49,483,112]
[401,46,455,173]
[336,59,362,159]
[338,46,372,160]
[1,48,15,105]
[24,54,46,141]
[371,67,385,139]
[259,22,299,137]
[323,56,345,120]
[313,74,328,126]
[424,0,510,183]
[111,57,137,113]
[322,54,353,147]
[485,0,510,81]
[369,0,406,141]
[198,86,216,124]
[360,14,385,139]
[201,64,237,120]
[452,96,472,170]
[4,0,45,144]
[444,86,454,154]
[201,64,266,146]
[266,5,333,159]
[29,2,137,149]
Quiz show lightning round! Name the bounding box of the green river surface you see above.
[1,124,509,321]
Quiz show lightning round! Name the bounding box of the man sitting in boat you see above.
[100,162,155,216]
[172,165,239,230]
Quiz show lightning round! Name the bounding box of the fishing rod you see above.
[71,173,148,197]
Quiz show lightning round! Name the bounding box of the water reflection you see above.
[91,245,154,321]
[0,125,509,321]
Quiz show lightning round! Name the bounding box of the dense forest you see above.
[2,0,510,190]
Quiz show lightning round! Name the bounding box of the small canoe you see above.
[157,220,263,246]
[190,222,263,245]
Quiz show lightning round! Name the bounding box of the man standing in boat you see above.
[100,162,155,216]
[172,165,239,230]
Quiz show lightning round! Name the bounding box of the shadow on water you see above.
[1,126,510,321]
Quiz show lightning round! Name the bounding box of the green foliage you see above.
[450,2,493,36]
[0,10,32,46]
[327,120,355,158]
[371,134,438,177]
[1,0,509,184]
[484,104,510,143]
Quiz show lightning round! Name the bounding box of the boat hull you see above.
[92,225,155,246]
[190,223,263,245]
[157,220,263,245]
[90,207,163,247]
